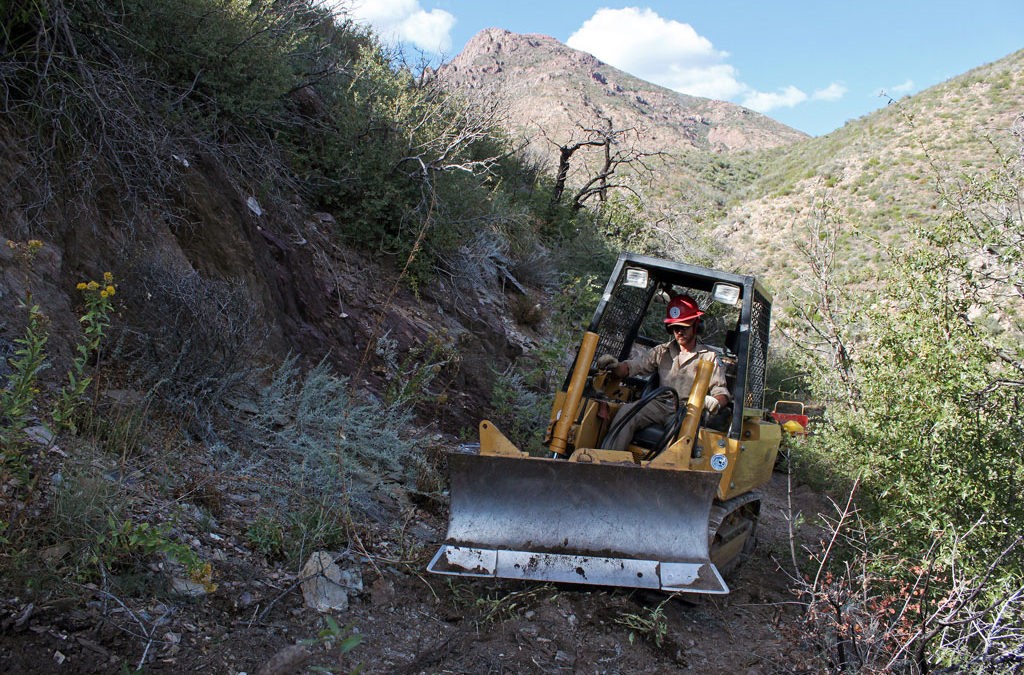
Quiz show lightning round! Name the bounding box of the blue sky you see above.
[341,1,1023,137]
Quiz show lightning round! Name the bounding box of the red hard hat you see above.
[664,294,704,325]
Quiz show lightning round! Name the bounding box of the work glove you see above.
[704,395,721,414]
[595,354,619,371]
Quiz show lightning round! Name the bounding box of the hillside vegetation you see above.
[0,1,630,669]
[719,49,1024,286]
[726,52,1024,672]
[0,2,1022,672]
[436,28,807,245]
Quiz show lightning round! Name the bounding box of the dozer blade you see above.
[428,454,728,594]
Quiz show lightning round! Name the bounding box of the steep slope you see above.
[716,48,1024,286]
[440,30,1023,294]
[435,28,807,226]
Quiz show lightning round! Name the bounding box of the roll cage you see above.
[575,252,773,441]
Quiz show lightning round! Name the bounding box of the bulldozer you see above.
[428,253,781,595]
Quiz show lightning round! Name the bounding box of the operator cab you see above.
[582,254,773,444]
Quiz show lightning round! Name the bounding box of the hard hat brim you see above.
[664,311,703,325]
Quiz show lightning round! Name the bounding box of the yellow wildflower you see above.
[27,240,43,252]
[100,290,109,299]
[86,280,100,291]
[103,272,113,284]
[76,282,87,290]
[6,240,15,249]
[105,285,116,296]
[190,562,218,592]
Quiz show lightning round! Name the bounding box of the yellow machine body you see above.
[429,255,783,594]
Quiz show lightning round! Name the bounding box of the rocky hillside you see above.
[435,29,807,224]
[717,48,1024,286]
[438,28,806,155]
[439,31,1024,293]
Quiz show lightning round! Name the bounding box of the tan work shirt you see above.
[622,340,731,402]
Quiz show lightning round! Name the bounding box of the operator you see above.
[596,294,731,452]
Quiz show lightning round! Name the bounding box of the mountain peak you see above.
[439,29,805,154]
[461,27,568,56]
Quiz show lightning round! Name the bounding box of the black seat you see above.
[630,371,684,455]
[632,424,666,449]
[632,408,684,452]
[614,370,731,456]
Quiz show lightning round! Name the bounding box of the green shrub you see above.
[247,515,285,560]
[94,515,203,576]
[0,302,48,477]
[1,241,50,473]
[378,332,457,408]
[791,130,1024,669]
[52,274,117,431]
[615,597,671,648]
[488,366,549,454]
[282,502,349,567]
[118,0,307,127]
[251,356,420,503]
[49,462,206,587]
[246,502,350,566]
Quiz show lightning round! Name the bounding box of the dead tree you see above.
[781,196,860,411]
[546,117,664,212]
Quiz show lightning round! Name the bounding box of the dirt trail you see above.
[0,462,831,674]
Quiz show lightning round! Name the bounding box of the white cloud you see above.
[874,80,915,100]
[812,82,847,101]
[344,0,455,53]
[566,8,745,99]
[889,79,915,94]
[742,86,808,112]
[567,7,849,116]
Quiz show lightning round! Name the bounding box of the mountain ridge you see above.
[439,29,1024,290]
[437,28,808,155]
[714,47,1024,283]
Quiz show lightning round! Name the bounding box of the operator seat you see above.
[628,371,731,454]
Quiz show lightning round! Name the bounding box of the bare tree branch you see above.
[542,116,666,212]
